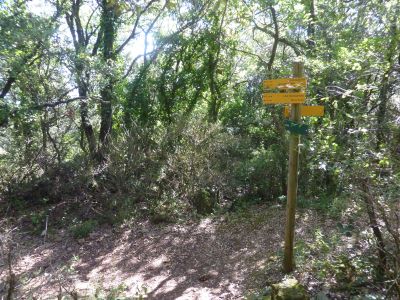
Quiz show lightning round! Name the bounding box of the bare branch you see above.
[0,78,16,100]
[144,0,169,63]
[253,22,304,56]
[37,96,87,109]
[230,46,269,69]
[84,6,99,44]
[120,0,212,79]
[115,0,160,55]
[121,54,144,80]
[267,5,278,71]
[91,26,103,56]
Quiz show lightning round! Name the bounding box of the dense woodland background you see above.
[1,0,400,298]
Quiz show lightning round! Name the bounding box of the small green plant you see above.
[9,197,26,211]
[294,240,311,266]
[60,255,80,274]
[328,196,348,217]
[134,284,148,300]
[94,282,134,300]
[192,188,214,215]
[296,195,349,217]
[30,210,47,233]
[107,283,128,300]
[297,195,331,212]
[149,196,188,223]
[71,219,98,239]
[30,212,42,227]
[244,287,271,300]
[312,229,332,254]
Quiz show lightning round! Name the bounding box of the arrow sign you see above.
[263,77,307,90]
[284,120,309,135]
[263,92,306,104]
[284,105,324,117]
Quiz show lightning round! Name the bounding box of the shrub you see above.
[71,219,98,239]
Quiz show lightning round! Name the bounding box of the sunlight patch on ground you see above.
[2,207,328,299]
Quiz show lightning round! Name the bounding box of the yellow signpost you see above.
[263,92,305,104]
[262,62,324,273]
[263,78,307,90]
[284,105,324,117]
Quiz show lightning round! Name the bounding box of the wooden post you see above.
[283,61,304,273]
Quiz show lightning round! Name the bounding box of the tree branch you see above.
[0,78,16,99]
[267,5,278,71]
[84,6,99,44]
[253,22,304,56]
[230,46,269,69]
[36,96,87,109]
[144,0,168,63]
[115,0,160,55]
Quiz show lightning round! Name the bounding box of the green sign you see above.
[284,120,308,135]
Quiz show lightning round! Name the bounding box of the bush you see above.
[71,219,98,239]
[105,117,242,218]
[192,188,215,215]
[101,113,291,220]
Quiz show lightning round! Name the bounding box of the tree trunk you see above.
[76,61,97,159]
[362,181,387,280]
[66,2,98,160]
[207,1,227,123]
[376,73,390,149]
[98,0,116,159]
[306,0,316,49]
[376,20,398,149]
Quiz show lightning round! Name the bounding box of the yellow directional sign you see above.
[263,77,307,90]
[263,92,305,104]
[284,105,324,117]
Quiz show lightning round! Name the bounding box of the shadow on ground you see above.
[0,205,334,299]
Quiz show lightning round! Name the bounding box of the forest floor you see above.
[1,204,369,299]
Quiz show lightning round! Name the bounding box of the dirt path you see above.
[1,205,332,299]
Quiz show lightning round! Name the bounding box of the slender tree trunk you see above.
[362,181,387,280]
[267,5,279,71]
[0,77,16,100]
[98,0,116,159]
[76,54,96,158]
[207,0,227,122]
[376,73,390,149]
[80,100,96,158]
[207,53,220,122]
[99,85,113,146]
[306,0,316,49]
[376,19,398,149]
[40,110,49,171]
[66,1,98,160]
